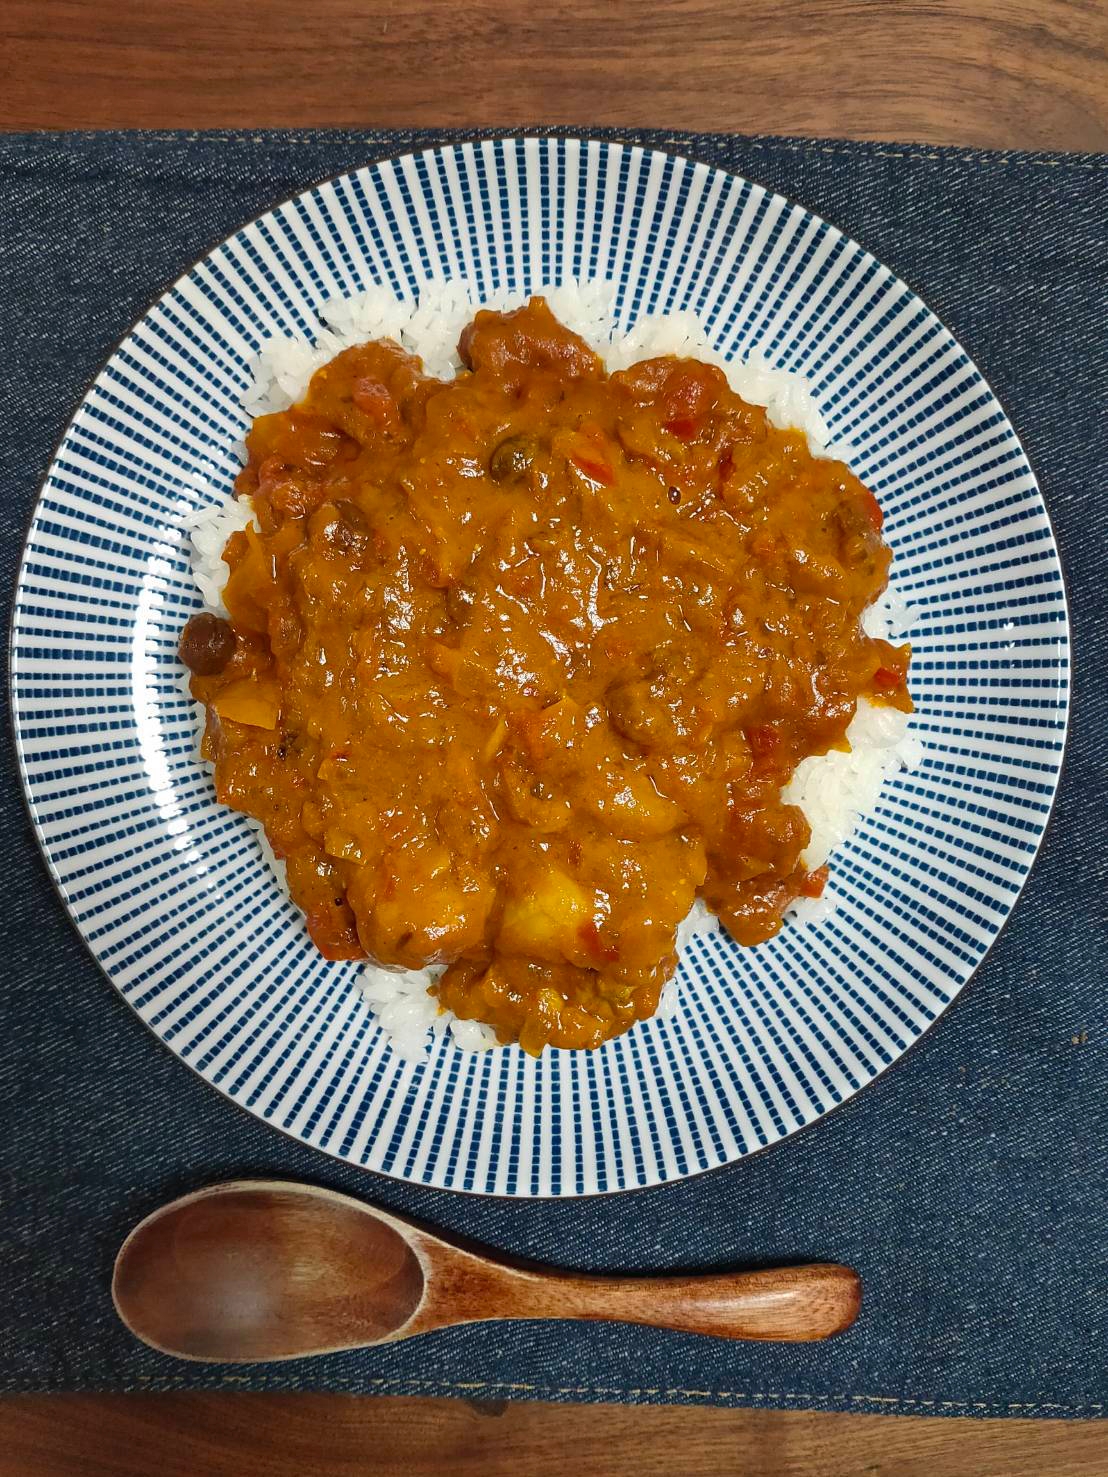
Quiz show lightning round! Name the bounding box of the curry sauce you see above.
[181,300,910,1054]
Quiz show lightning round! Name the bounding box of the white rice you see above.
[186,279,921,1063]
[185,497,256,613]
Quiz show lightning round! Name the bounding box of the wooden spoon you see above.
[112,1180,861,1361]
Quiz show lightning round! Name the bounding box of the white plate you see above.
[11,138,1069,1195]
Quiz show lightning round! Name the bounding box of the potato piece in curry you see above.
[180,299,911,1056]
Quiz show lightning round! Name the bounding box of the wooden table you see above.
[2,2,1105,1472]
[1,0,1106,148]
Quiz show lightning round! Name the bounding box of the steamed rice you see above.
[186,279,920,1063]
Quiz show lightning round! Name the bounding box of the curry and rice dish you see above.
[180,299,911,1056]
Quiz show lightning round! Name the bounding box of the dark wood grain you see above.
[1,0,1106,149]
[0,1395,1105,1477]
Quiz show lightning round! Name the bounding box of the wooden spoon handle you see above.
[492,1262,861,1342]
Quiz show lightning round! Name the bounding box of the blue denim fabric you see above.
[0,130,1104,1417]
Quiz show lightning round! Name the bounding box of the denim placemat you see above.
[1,129,1105,1418]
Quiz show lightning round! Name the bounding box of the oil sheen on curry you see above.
[180,300,911,1056]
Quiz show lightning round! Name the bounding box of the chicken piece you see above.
[347,843,494,968]
[458,297,602,383]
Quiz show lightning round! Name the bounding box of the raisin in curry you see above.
[181,300,911,1055]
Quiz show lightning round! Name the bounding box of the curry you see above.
[180,299,911,1055]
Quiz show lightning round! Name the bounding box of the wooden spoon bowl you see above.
[113,1181,861,1362]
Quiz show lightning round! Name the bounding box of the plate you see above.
[11,138,1069,1196]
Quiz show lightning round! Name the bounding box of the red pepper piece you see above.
[799,864,830,899]
[747,725,779,759]
[860,489,884,531]
[569,451,614,486]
